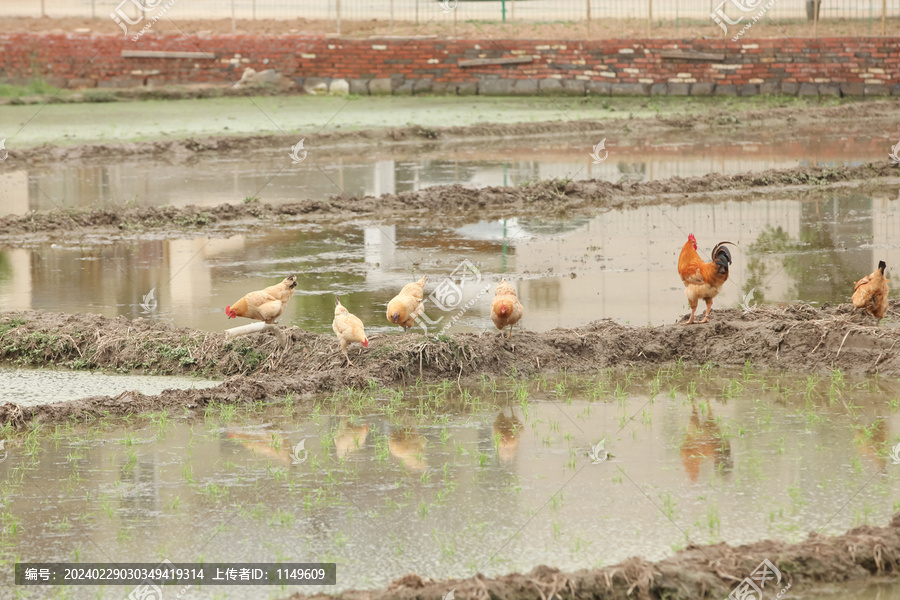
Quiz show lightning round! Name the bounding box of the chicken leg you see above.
[339,340,353,366]
[699,298,713,324]
[685,299,699,325]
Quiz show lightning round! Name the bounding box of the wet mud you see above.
[1,300,898,428]
[281,513,900,600]
[1,161,897,246]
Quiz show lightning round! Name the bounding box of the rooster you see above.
[852,261,889,320]
[386,275,427,332]
[678,234,734,325]
[491,279,524,338]
[333,296,368,366]
[225,275,297,324]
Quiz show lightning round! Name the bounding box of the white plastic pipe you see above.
[224,321,269,341]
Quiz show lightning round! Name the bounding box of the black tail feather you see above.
[711,242,735,274]
[879,260,887,274]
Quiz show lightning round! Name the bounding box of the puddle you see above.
[2,368,899,598]
[0,131,890,213]
[0,367,219,406]
[1,190,898,333]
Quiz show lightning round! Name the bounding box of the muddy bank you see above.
[1,301,898,427]
[3,99,898,167]
[281,514,900,600]
[1,162,897,245]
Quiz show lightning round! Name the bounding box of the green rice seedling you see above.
[578,405,592,421]
[660,491,675,520]
[24,427,41,456]
[333,530,346,549]
[122,450,137,475]
[202,483,227,500]
[515,381,529,403]
[722,379,743,400]
[707,504,720,533]
[100,494,114,519]
[648,372,662,400]
[182,464,194,484]
[549,492,564,511]
[269,508,295,527]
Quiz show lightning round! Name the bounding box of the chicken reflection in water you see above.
[226,428,293,465]
[389,428,427,472]
[679,402,732,483]
[493,408,523,465]
[334,417,370,459]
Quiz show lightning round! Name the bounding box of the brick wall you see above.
[0,33,898,96]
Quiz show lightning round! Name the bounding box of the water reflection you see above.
[0,192,897,332]
[0,132,889,214]
[679,402,732,484]
[2,370,899,598]
[493,408,523,466]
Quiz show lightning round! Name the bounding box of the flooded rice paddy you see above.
[0,188,897,333]
[1,129,889,213]
[2,367,899,598]
[0,367,219,406]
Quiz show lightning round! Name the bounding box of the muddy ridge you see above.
[1,302,898,428]
[1,162,897,245]
[282,513,900,600]
[4,99,898,168]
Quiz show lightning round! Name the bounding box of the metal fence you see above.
[3,0,899,24]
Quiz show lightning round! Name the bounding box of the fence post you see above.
[586,0,590,37]
[813,0,819,37]
[511,0,515,21]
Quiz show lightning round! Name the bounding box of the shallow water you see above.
[0,128,890,213]
[1,368,898,598]
[0,188,898,334]
[0,367,219,405]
